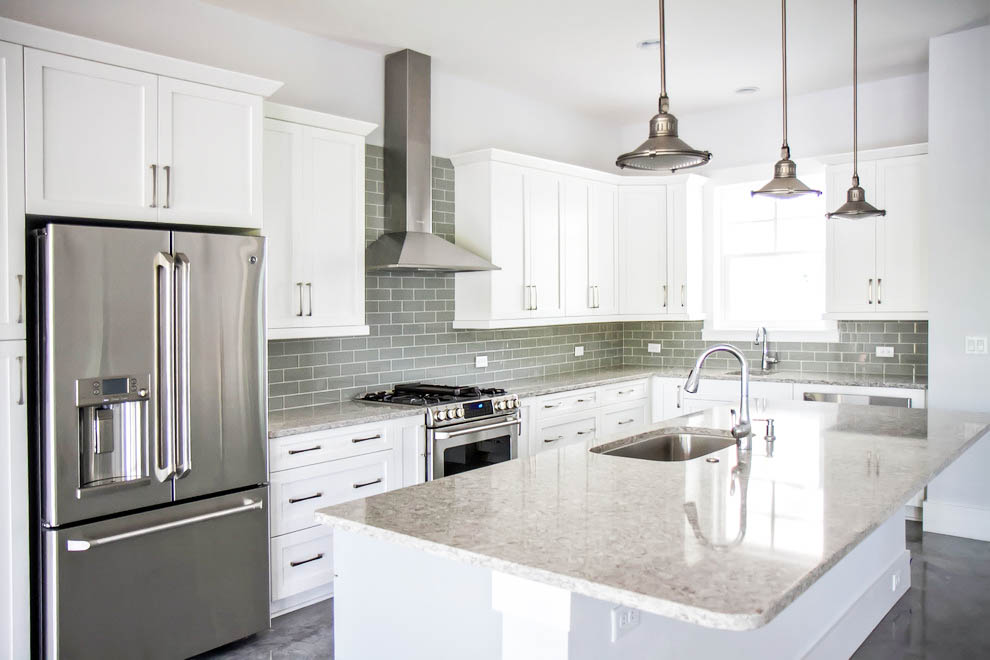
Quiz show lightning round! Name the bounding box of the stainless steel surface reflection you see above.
[592,431,735,462]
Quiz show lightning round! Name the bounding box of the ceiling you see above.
[205,0,990,123]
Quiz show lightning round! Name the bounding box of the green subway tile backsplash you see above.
[268,145,928,411]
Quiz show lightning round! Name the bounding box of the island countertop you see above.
[316,401,988,631]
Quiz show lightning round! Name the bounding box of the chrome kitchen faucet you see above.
[684,344,752,448]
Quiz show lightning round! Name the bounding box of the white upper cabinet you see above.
[618,185,668,316]
[0,41,25,341]
[452,149,704,329]
[23,43,276,228]
[157,78,261,227]
[24,49,158,222]
[263,104,375,340]
[826,148,928,318]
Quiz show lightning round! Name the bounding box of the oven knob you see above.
[506,399,515,409]
[495,401,504,410]
[436,410,447,421]
[456,408,464,418]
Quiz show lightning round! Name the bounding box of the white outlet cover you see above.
[574,345,585,357]
[475,355,488,368]
[610,605,641,642]
[965,336,988,355]
[647,342,662,353]
[875,346,895,358]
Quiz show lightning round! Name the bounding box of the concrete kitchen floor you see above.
[196,522,990,659]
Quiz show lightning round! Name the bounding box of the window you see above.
[710,174,832,335]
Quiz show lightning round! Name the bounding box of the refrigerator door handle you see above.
[65,498,264,551]
[174,253,192,478]
[154,252,176,482]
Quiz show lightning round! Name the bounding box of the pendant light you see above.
[616,0,711,172]
[752,0,821,198]
[826,0,886,219]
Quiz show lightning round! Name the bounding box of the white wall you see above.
[619,73,929,173]
[922,25,990,540]
[0,0,619,168]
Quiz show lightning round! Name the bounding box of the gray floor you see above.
[196,522,990,659]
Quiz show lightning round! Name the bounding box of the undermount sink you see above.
[591,431,736,462]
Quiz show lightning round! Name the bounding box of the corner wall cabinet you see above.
[825,147,928,319]
[0,41,24,342]
[263,104,375,339]
[451,149,704,329]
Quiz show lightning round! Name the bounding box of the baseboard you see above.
[923,500,990,541]
[271,583,333,618]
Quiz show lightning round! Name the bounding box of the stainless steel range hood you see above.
[366,49,498,272]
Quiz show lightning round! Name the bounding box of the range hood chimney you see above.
[366,49,498,272]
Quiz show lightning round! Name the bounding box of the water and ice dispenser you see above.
[76,375,150,489]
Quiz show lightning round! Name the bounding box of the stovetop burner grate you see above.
[358,383,508,407]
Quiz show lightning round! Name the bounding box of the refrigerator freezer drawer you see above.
[44,487,270,659]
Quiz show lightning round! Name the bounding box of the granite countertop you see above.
[316,401,989,630]
[269,366,927,438]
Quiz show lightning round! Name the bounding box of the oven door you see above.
[429,414,520,480]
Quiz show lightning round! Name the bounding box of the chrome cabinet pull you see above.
[288,445,322,455]
[662,284,668,308]
[162,165,171,208]
[868,278,873,304]
[533,285,538,310]
[174,253,192,479]
[676,385,682,409]
[353,477,382,489]
[544,435,564,443]
[433,417,521,440]
[589,285,594,309]
[617,389,635,396]
[150,164,158,207]
[15,355,24,405]
[617,418,636,425]
[576,429,594,435]
[681,284,686,307]
[544,402,562,409]
[305,282,313,316]
[153,252,176,483]
[290,553,324,568]
[15,274,23,324]
[877,278,882,305]
[66,499,263,551]
[288,492,323,504]
[351,433,381,443]
[524,285,530,311]
[296,283,304,316]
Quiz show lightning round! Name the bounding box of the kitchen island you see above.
[316,401,988,659]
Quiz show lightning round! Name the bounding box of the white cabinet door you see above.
[157,77,262,228]
[524,170,562,318]
[619,186,668,315]
[0,42,24,341]
[24,49,158,221]
[263,119,305,330]
[489,163,529,319]
[591,183,619,315]
[0,341,28,660]
[562,178,593,316]
[302,126,365,327]
[876,155,928,313]
[667,180,703,316]
[826,162,878,313]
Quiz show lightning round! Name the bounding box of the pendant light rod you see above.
[780,0,788,150]
[852,0,859,179]
[658,0,667,101]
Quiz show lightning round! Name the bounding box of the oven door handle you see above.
[432,418,521,440]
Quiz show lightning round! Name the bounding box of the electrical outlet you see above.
[574,345,585,357]
[610,605,641,642]
[891,573,901,592]
[475,355,488,368]
[875,346,895,358]
[965,336,988,355]
[647,343,662,354]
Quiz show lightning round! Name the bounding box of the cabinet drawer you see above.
[270,451,394,536]
[270,422,391,472]
[270,525,334,602]
[600,379,648,404]
[537,388,598,418]
[533,414,597,454]
[601,402,648,439]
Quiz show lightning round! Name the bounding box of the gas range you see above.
[358,383,519,428]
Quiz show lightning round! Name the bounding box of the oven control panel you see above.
[429,394,518,424]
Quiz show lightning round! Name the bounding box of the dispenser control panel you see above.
[76,374,150,407]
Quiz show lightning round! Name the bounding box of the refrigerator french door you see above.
[35,224,269,659]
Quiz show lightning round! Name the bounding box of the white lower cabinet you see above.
[600,401,649,438]
[657,378,794,421]
[0,341,28,659]
[534,413,598,455]
[268,415,424,616]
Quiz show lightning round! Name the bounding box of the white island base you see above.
[332,511,908,660]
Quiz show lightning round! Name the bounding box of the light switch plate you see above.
[475,355,488,368]
[965,336,988,355]
[574,345,585,357]
[875,346,895,358]
[647,343,662,354]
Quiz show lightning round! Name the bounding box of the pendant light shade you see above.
[752,0,820,198]
[827,0,885,219]
[616,0,711,172]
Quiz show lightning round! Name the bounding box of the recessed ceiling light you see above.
[735,86,760,95]
[637,38,660,49]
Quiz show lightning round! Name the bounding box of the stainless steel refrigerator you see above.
[34,223,269,659]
